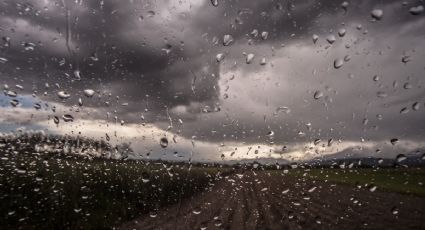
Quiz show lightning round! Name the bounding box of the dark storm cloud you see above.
[0,0,221,114]
[1,0,425,155]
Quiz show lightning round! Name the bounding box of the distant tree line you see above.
[0,131,134,159]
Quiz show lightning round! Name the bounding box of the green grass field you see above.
[0,152,227,229]
[290,168,425,197]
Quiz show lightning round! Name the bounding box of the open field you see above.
[1,149,424,229]
[122,169,425,230]
[0,152,228,229]
[291,168,425,197]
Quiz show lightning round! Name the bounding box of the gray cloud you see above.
[1,0,425,160]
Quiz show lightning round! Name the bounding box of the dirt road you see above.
[120,171,425,230]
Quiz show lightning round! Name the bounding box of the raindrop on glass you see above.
[390,138,399,145]
[62,114,74,122]
[54,116,60,124]
[409,5,424,15]
[223,34,234,46]
[338,28,346,37]
[246,53,255,64]
[326,35,336,44]
[83,89,95,97]
[10,99,19,107]
[314,90,323,100]
[334,58,344,69]
[396,154,407,163]
[57,91,71,100]
[312,34,319,44]
[216,53,225,62]
[412,102,420,111]
[371,9,383,20]
[261,31,268,40]
[160,137,169,148]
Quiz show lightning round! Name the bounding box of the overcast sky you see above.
[0,0,424,162]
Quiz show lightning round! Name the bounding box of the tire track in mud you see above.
[120,171,425,230]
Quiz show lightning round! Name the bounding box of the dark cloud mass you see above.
[0,0,424,161]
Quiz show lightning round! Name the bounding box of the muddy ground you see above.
[120,171,425,230]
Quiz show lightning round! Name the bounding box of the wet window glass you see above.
[0,0,424,229]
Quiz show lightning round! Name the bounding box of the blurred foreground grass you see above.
[0,152,227,229]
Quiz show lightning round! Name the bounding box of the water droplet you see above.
[83,89,95,97]
[0,57,8,64]
[276,106,290,114]
[149,211,157,218]
[214,218,222,227]
[24,42,36,51]
[160,137,168,148]
[308,186,317,193]
[211,0,219,7]
[376,91,387,98]
[147,10,155,17]
[54,116,60,124]
[261,31,268,40]
[90,52,99,61]
[312,34,319,44]
[62,114,74,122]
[315,216,322,224]
[338,28,346,37]
[74,208,82,213]
[369,185,377,192]
[373,75,380,82]
[6,90,17,97]
[401,55,411,64]
[396,154,407,163]
[73,70,82,79]
[33,103,41,110]
[412,102,420,111]
[246,53,255,64]
[10,99,19,107]
[391,207,399,215]
[344,55,351,62]
[400,107,409,114]
[326,35,336,44]
[403,82,412,89]
[390,138,399,145]
[371,9,383,20]
[142,172,150,183]
[409,5,424,15]
[334,58,344,69]
[341,1,349,11]
[356,24,363,30]
[266,131,274,137]
[192,208,202,215]
[216,53,225,62]
[223,34,234,46]
[57,91,71,100]
[313,90,323,100]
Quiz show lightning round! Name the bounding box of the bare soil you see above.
[120,171,425,230]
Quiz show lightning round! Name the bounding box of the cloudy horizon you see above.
[1,0,424,162]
